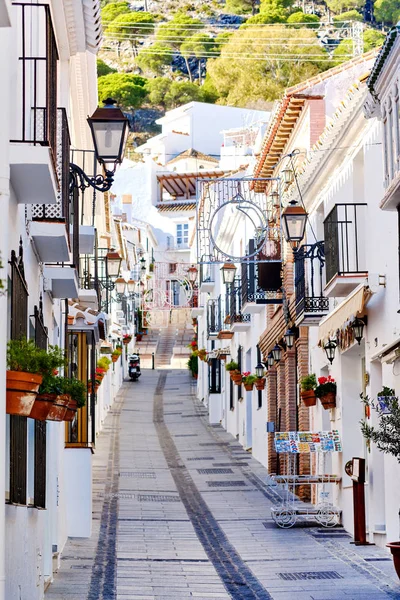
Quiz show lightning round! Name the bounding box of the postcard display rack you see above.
[268,430,342,528]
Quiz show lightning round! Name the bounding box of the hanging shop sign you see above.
[274,430,342,454]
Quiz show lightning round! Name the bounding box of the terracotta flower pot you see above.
[255,378,266,391]
[319,392,336,409]
[301,390,317,407]
[47,394,70,422]
[387,542,400,579]
[111,355,119,363]
[64,399,78,422]
[30,393,56,421]
[230,370,242,384]
[244,383,254,391]
[6,371,43,416]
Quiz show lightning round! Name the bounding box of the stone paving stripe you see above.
[278,571,343,581]
[197,469,234,475]
[153,372,272,600]
[137,494,181,502]
[206,480,247,487]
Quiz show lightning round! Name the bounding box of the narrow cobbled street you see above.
[46,368,400,600]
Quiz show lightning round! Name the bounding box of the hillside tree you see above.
[106,12,155,57]
[98,73,148,109]
[136,42,173,75]
[156,14,204,81]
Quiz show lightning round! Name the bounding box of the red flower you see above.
[243,371,251,377]
[53,369,59,376]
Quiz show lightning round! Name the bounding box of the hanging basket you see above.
[319,392,336,409]
[6,371,43,416]
[30,393,56,421]
[47,394,70,422]
[255,378,266,391]
[230,370,242,384]
[301,390,317,407]
[111,355,119,363]
[244,383,254,391]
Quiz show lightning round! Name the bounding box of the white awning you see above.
[318,285,371,344]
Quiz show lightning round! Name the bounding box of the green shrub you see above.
[225,360,239,372]
[300,374,317,391]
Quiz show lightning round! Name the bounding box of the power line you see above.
[100,20,355,29]
[103,35,344,48]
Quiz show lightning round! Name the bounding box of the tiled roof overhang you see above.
[157,202,196,212]
[367,25,399,94]
[157,170,228,198]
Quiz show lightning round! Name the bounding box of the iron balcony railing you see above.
[241,238,283,306]
[324,203,367,285]
[207,297,222,337]
[31,108,71,229]
[227,282,251,326]
[79,234,101,307]
[11,3,58,159]
[294,243,329,319]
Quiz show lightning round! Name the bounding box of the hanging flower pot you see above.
[255,378,266,391]
[47,394,70,422]
[29,393,56,421]
[387,543,400,579]
[136,334,143,342]
[301,389,317,407]
[319,392,336,409]
[244,383,254,391]
[64,398,78,422]
[231,370,242,384]
[111,354,119,363]
[6,371,43,416]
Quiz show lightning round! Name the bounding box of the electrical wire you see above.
[100,20,355,29]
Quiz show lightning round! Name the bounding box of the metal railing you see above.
[32,108,71,227]
[295,243,329,319]
[207,297,222,337]
[324,203,367,284]
[228,281,251,326]
[11,3,58,158]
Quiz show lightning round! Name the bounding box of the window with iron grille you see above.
[208,359,221,394]
[229,375,234,411]
[33,298,47,509]
[8,241,28,505]
[237,346,243,401]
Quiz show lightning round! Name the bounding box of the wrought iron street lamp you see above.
[127,279,136,294]
[115,277,127,296]
[324,338,337,364]
[255,362,265,378]
[351,318,365,345]
[267,353,275,368]
[221,262,237,285]
[281,201,308,248]
[281,167,294,185]
[187,265,198,284]
[272,344,282,363]
[105,249,122,279]
[70,98,129,193]
[284,329,295,349]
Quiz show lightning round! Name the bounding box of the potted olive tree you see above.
[300,374,317,407]
[360,393,400,579]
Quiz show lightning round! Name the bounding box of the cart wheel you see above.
[316,503,340,528]
[274,507,296,528]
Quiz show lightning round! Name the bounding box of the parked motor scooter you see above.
[128,354,141,381]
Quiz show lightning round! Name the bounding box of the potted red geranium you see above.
[315,376,337,409]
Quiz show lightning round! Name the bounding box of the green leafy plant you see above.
[39,374,65,396]
[225,360,239,372]
[97,356,112,371]
[377,386,395,397]
[242,372,257,385]
[360,392,400,461]
[7,339,66,377]
[300,374,317,391]
[64,378,87,408]
[187,353,198,376]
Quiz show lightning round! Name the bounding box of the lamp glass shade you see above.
[324,339,337,364]
[281,168,294,184]
[115,277,127,295]
[105,250,122,278]
[187,266,198,283]
[272,344,282,362]
[255,363,265,378]
[284,329,295,349]
[270,190,280,206]
[267,353,275,368]
[281,204,307,245]
[352,318,364,345]
[221,262,237,285]
[88,99,129,165]
[127,279,136,294]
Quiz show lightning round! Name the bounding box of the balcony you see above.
[228,283,251,333]
[78,251,101,311]
[43,266,78,299]
[200,263,215,294]
[324,203,368,298]
[207,298,221,339]
[10,3,59,205]
[241,260,283,313]
[30,109,71,263]
[295,243,329,326]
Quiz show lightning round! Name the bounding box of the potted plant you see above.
[197,348,207,362]
[255,377,266,391]
[98,356,111,372]
[315,376,337,409]
[376,386,397,414]
[33,374,69,422]
[111,349,121,363]
[6,339,65,417]
[242,372,257,391]
[188,340,198,351]
[64,378,87,422]
[360,394,400,579]
[300,374,317,407]
[123,334,132,345]
[225,360,241,383]
[136,332,143,342]
[187,354,198,379]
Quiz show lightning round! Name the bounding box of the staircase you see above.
[156,327,177,368]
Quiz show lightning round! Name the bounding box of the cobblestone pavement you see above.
[46,370,400,600]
